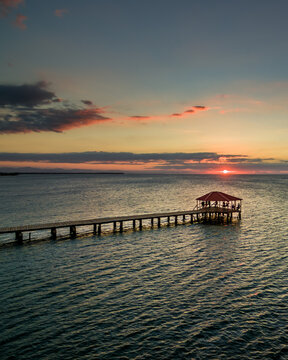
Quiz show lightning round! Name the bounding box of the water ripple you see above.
[0,175,288,359]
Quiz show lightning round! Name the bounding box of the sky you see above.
[0,0,287,174]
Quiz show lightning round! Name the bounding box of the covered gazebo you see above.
[195,191,242,222]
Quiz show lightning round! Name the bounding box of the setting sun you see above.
[222,169,230,174]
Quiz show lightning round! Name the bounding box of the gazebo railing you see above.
[194,202,241,211]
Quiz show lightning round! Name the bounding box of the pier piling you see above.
[70,225,76,238]
[15,231,23,244]
[51,227,57,239]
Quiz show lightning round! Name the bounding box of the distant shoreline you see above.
[0,172,125,176]
[0,172,286,176]
[0,172,19,176]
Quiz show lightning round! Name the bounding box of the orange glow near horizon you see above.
[205,168,248,175]
[0,161,286,174]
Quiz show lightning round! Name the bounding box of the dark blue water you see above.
[0,174,287,359]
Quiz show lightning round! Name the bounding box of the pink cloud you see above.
[0,0,23,16]
[219,107,250,115]
[54,9,68,17]
[129,115,151,120]
[170,106,208,118]
[125,105,209,123]
[13,13,27,29]
[207,93,265,115]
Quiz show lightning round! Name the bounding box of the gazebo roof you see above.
[196,191,242,202]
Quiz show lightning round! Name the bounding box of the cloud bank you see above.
[0,151,286,173]
[0,151,250,163]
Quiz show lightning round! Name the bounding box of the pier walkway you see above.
[0,206,241,244]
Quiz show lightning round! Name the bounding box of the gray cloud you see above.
[0,108,110,134]
[193,106,206,109]
[227,157,276,163]
[0,151,246,163]
[0,81,57,107]
[81,100,93,106]
[0,81,111,133]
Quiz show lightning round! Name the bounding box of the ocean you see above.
[0,174,287,359]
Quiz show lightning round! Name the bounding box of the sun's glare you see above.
[222,169,229,174]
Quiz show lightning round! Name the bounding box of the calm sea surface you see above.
[0,174,287,359]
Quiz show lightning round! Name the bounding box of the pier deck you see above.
[0,206,241,244]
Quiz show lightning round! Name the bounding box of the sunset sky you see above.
[0,0,287,173]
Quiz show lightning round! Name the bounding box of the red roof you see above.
[196,191,242,202]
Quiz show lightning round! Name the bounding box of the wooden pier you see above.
[0,206,241,245]
[0,191,242,245]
